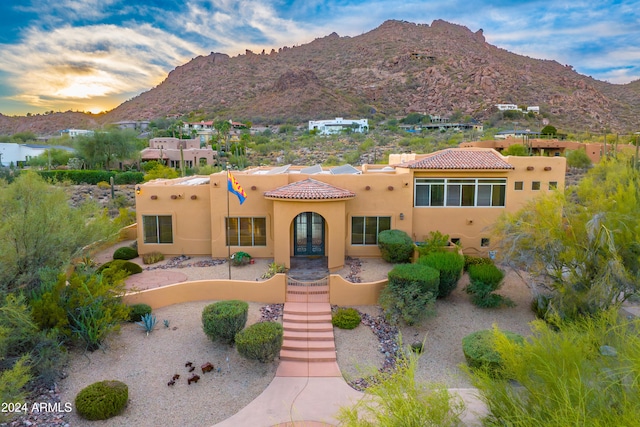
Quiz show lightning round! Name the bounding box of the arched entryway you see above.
[293,212,325,256]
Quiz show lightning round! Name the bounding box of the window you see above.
[532,181,541,191]
[226,217,266,246]
[451,238,461,246]
[351,216,391,245]
[143,215,173,244]
[549,181,558,190]
[415,178,506,207]
[481,238,490,247]
[514,181,524,191]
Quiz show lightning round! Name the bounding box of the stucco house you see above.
[134,148,565,271]
[140,137,218,168]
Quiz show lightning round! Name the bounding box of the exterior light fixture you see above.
[135,186,141,195]
[399,213,405,220]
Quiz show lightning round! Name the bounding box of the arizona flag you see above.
[227,171,247,205]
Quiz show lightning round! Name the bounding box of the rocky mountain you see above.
[3,19,640,135]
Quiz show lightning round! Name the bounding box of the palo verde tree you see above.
[493,155,639,321]
[73,128,141,170]
[0,172,120,294]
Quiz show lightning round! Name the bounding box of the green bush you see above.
[113,246,138,260]
[128,304,152,322]
[142,251,164,265]
[378,229,415,263]
[463,255,493,271]
[465,264,513,308]
[235,321,283,362]
[332,308,361,329]
[202,300,248,344]
[97,259,143,278]
[35,170,143,185]
[113,171,144,185]
[418,251,464,298]
[29,330,68,388]
[75,380,128,420]
[462,329,524,377]
[0,356,31,423]
[466,311,640,426]
[379,264,439,325]
[230,251,251,266]
[415,231,450,257]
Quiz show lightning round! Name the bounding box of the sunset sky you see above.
[0,0,638,116]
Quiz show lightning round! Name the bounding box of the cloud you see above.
[0,23,201,111]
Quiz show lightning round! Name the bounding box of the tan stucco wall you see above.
[135,151,566,260]
[329,275,387,305]
[122,274,287,309]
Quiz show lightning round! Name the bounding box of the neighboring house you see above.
[495,104,519,111]
[0,143,75,166]
[461,138,637,164]
[494,130,541,139]
[140,137,218,168]
[60,129,94,139]
[134,148,565,271]
[309,118,368,135]
[111,121,150,131]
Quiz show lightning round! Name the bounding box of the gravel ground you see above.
[54,247,534,426]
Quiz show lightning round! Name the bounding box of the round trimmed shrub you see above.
[418,251,465,298]
[380,263,439,325]
[113,246,138,260]
[463,255,493,271]
[75,380,128,420]
[202,300,249,344]
[97,260,143,275]
[235,321,283,363]
[128,303,152,322]
[378,229,415,263]
[462,330,524,377]
[332,308,361,329]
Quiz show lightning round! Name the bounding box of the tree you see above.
[73,129,139,170]
[501,144,528,156]
[565,148,592,168]
[540,125,557,137]
[493,156,639,321]
[214,120,231,152]
[26,148,73,169]
[0,172,119,293]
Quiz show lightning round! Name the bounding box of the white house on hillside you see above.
[309,118,368,135]
[0,143,75,166]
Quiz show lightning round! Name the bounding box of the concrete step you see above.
[283,313,332,324]
[280,349,337,363]
[283,330,335,341]
[283,322,333,333]
[282,339,335,352]
[283,302,331,316]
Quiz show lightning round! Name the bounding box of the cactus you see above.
[136,313,157,335]
[163,319,170,328]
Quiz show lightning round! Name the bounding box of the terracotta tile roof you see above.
[403,149,514,170]
[264,178,356,200]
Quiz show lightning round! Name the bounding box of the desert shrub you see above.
[462,329,524,377]
[337,346,465,426]
[416,230,450,257]
[418,251,464,298]
[64,274,130,351]
[467,311,640,426]
[466,264,513,308]
[96,180,111,189]
[332,307,361,329]
[463,255,493,271]
[261,262,287,279]
[530,294,552,320]
[378,229,415,263]
[379,264,439,325]
[0,294,39,358]
[75,380,128,421]
[128,304,152,322]
[142,251,164,265]
[235,321,283,362]
[29,329,68,387]
[97,260,143,280]
[0,356,31,423]
[202,300,248,344]
[113,246,138,260]
[113,171,144,185]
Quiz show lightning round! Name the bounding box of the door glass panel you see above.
[158,216,173,243]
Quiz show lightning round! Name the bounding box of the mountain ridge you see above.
[2,19,639,135]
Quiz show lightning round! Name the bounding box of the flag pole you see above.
[226,166,231,280]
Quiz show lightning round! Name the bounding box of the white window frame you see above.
[414,178,506,207]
